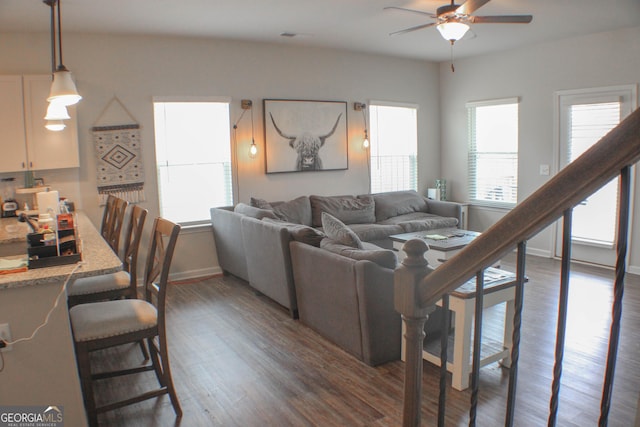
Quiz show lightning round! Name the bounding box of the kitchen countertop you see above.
[0,212,122,290]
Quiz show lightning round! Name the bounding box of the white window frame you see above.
[467,97,519,208]
[153,96,233,226]
[368,100,418,194]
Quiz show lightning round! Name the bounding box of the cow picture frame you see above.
[263,99,348,173]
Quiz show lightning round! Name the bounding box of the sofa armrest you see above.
[290,241,400,366]
[210,206,248,281]
[241,216,298,317]
[426,199,464,227]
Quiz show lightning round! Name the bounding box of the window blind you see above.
[467,99,519,207]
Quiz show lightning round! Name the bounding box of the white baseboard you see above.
[169,266,222,282]
[525,247,553,258]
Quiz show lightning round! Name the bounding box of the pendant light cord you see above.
[56,0,65,69]
[48,0,57,74]
[450,40,456,73]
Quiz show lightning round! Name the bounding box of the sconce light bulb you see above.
[249,141,258,158]
[363,138,370,149]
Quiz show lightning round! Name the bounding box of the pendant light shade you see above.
[44,100,71,120]
[45,120,66,131]
[436,21,470,41]
[48,66,82,106]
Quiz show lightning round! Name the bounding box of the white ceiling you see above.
[1,0,639,62]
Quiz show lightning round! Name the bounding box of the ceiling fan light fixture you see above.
[436,21,470,41]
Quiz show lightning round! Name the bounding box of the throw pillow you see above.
[320,238,397,270]
[272,196,312,226]
[310,194,376,227]
[321,212,363,249]
[234,203,278,220]
[250,197,273,210]
[262,218,325,247]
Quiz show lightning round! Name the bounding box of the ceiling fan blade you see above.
[471,15,533,24]
[383,6,435,18]
[456,0,491,16]
[389,22,436,36]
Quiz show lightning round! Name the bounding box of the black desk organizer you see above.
[27,213,82,269]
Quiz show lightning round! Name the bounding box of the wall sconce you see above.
[233,99,258,159]
[354,102,369,149]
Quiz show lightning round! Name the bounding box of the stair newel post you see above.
[395,238,436,427]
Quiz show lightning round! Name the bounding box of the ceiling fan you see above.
[386,0,532,42]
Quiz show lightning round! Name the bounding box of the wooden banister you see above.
[418,107,640,307]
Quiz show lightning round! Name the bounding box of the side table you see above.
[400,268,518,391]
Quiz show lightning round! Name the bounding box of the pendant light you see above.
[43,0,68,130]
[45,0,82,107]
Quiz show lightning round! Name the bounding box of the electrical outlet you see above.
[0,323,12,352]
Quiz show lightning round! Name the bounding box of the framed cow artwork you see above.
[263,99,348,173]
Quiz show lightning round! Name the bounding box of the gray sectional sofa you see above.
[210,190,463,366]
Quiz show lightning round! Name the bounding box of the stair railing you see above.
[394,107,640,426]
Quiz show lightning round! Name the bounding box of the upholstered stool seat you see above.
[68,271,130,297]
[70,299,157,342]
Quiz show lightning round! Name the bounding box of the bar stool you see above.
[69,217,182,427]
[67,205,147,307]
[105,197,128,253]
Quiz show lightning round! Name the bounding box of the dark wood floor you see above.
[90,254,639,426]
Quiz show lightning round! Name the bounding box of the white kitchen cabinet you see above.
[0,75,79,173]
[0,76,28,172]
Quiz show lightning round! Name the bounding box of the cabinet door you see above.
[23,75,79,171]
[0,76,28,173]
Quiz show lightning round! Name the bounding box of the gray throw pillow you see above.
[250,197,273,210]
[272,196,312,225]
[310,194,376,227]
[234,203,278,220]
[321,212,363,249]
[320,238,397,269]
[262,218,325,247]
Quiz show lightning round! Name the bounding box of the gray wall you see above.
[439,25,640,272]
[0,32,441,278]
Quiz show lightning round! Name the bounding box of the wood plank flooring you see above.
[89,254,640,426]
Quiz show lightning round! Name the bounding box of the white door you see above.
[555,86,637,266]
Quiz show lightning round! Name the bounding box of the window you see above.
[153,98,232,225]
[467,98,519,207]
[368,103,418,193]
[557,86,635,248]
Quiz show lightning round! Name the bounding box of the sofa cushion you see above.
[250,196,312,225]
[320,239,397,269]
[372,190,428,222]
[347,223,404,242]
[263,218,325,247]
[234,203,279,220]
[321,212,363,249]
[399,217,459,232]
[310,194,376,227]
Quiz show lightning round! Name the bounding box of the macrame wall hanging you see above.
[92,97,145,205]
